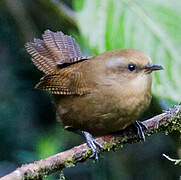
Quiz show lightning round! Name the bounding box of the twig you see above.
[162,154,181,165]
[1,105,181,180]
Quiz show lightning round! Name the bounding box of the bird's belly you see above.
[53,89,151,136]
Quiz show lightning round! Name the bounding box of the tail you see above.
[25,30,83,74]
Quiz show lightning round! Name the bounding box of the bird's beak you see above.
[145,63,164,73]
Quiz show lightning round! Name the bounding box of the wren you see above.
[25,30,163,159]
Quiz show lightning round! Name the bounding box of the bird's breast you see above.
[54,74,152,136]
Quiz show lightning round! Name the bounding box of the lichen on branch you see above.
[0,105,181,180]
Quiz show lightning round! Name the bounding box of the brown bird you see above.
[25,30,163,159]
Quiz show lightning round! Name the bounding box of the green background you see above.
[0,0,180,179]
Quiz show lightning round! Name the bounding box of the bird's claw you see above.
[135,121,147,141]
[82,131,103,160]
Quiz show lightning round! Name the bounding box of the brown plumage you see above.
[25,30,163,159]
[25,30,88,74]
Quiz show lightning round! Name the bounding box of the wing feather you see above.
[35,65,89,95]
[25,30,91,95]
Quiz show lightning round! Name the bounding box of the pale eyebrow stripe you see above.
[106,57,126,67]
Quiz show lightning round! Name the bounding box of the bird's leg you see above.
[135,120,148,141]
[67,128,103,160]
[81,131,103,160]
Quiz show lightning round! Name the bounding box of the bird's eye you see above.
[128,64,136,71]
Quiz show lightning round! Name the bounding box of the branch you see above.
[1,105,181,180]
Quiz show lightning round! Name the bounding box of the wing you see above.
[25,30,88,74]
[35,64,89,95]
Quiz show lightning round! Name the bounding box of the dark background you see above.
[0,0,180,179]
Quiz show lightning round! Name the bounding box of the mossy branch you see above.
[1,105,181,180]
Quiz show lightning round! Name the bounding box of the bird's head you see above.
[94,49,163,92]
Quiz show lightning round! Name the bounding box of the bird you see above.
[25,30,163,160]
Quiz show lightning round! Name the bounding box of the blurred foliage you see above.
[0,0,180,179]
[74,0,181,102]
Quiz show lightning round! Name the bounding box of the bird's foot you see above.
[135,121,147,141]
[81,131,103,160]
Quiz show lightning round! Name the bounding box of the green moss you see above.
[82,148,92,159]
[103,141,114,151]
[63,158,76,168]
[164,112,181,135]
[102,140,124,152]
[59,171,65,180]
